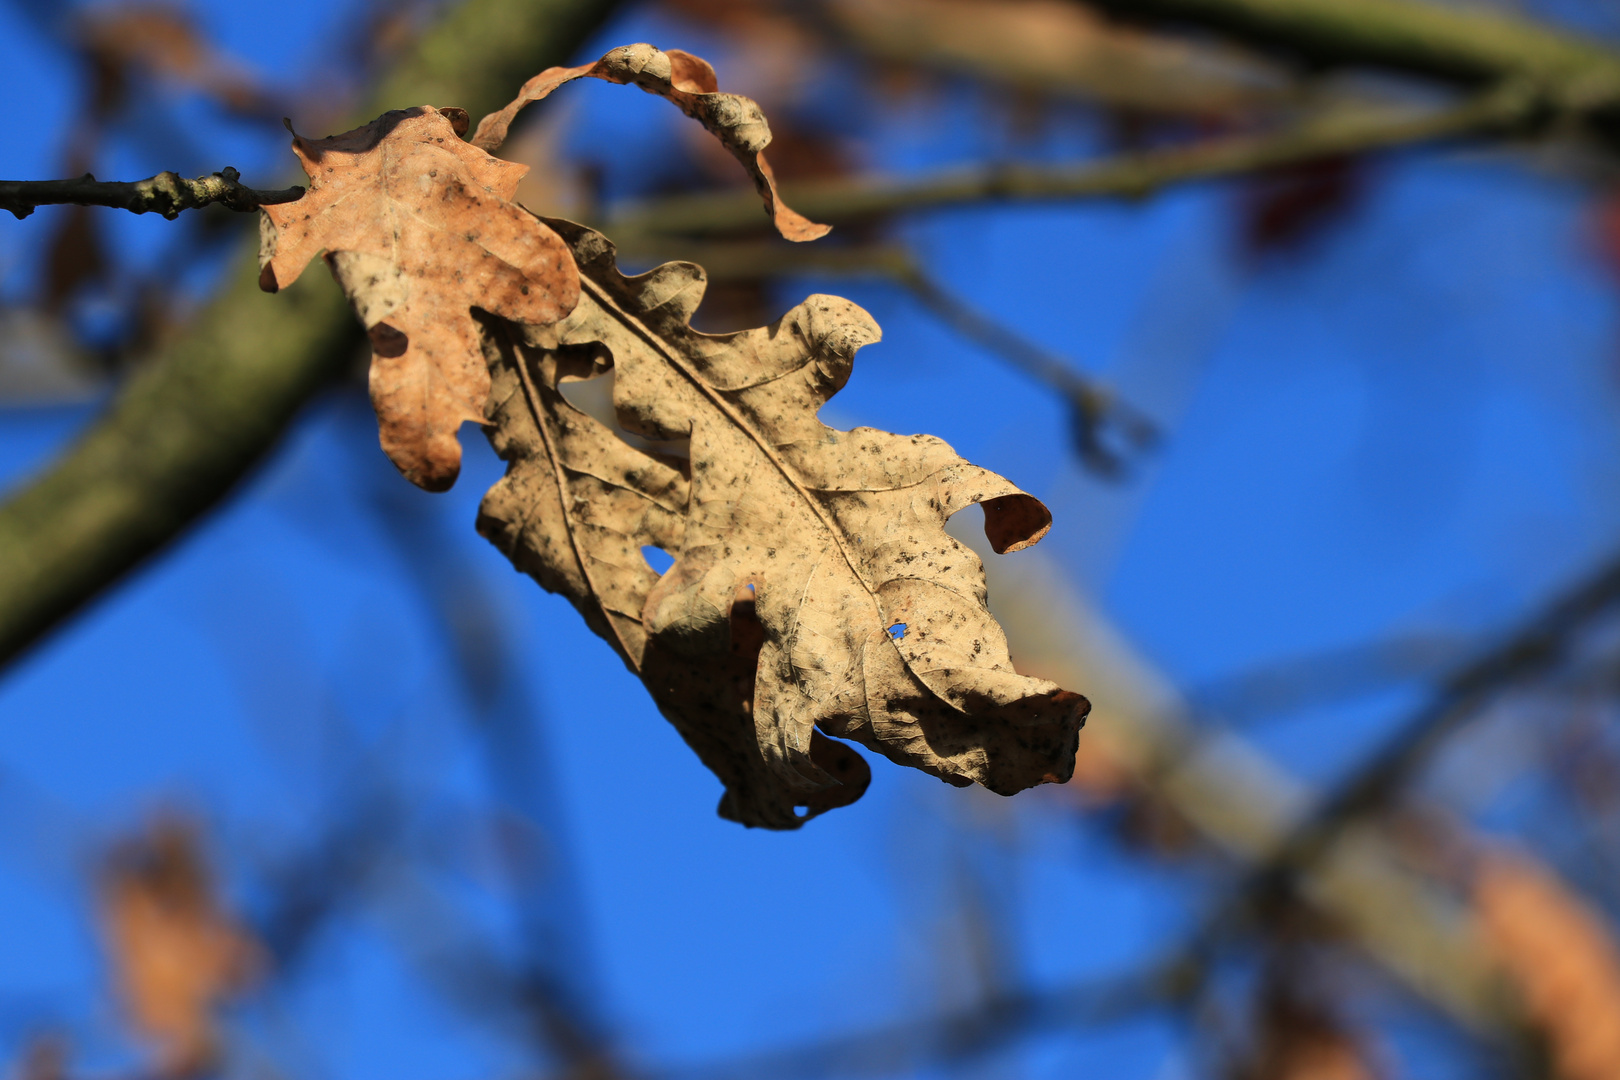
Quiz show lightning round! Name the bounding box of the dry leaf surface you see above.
[478,220,1087,827]
[259,46,1087,826]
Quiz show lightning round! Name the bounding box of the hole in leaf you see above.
[642,546,675,575]
[887,623,907,641]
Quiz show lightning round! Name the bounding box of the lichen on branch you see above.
[0,167,303,221]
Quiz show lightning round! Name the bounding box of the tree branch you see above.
[1084,0,1620,113]
[0,168,303,221]
[0,0,628,668]
[605,80,1544,239]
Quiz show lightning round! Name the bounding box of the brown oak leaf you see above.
[258,106,580,490]
[477,219,1087,828]
[259,47,1086,826]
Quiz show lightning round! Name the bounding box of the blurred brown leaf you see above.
[1240,155,1367,257]
[98,819,261,1078]
[658,0,826,106]
[1475,849,1620,1080]
[75,5,277,118]
[1232,964,1380,1080]
[10,1036,68,1080]
[1246,1026,1376,1080]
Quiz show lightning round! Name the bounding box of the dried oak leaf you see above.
[259,106,581,490]
[471,42,829,242]
[477,219,1088,828]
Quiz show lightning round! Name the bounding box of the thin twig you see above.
[0,168,304,221]
[1186,549,1620,965]
[614,238,1158,475]
[892,264,1159,476]
[1278,551,1620,863]
[605,80,1546,239]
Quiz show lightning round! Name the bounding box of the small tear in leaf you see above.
[887,623,907,640]
[642,546,675,575]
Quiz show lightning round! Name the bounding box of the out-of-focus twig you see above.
[823,0,1287,117]
[1149,548,1620,1036]
[0,169,303,221]
[363,452,622,1080]
[1187,632,1475,727]
[655,964,1183,1080]
[892,263,1158,475]
[1249,550,1620,886]
[605,80,1544,238]
[616,238,1156,474]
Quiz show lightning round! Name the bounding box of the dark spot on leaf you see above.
[368,322,409,358]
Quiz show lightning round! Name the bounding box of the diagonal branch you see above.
[1084,0,1620,112]
[605,80,1544,239]
[1157,547,1620,1013]
[0,168,303,221]
[1249,549,1620,882]
[989,558,1517,1031]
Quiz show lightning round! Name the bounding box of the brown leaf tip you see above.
[982,493,1053,553]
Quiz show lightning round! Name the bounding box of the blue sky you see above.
[1,1,1618,1076]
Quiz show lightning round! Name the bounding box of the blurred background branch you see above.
[605,79,1547,239]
